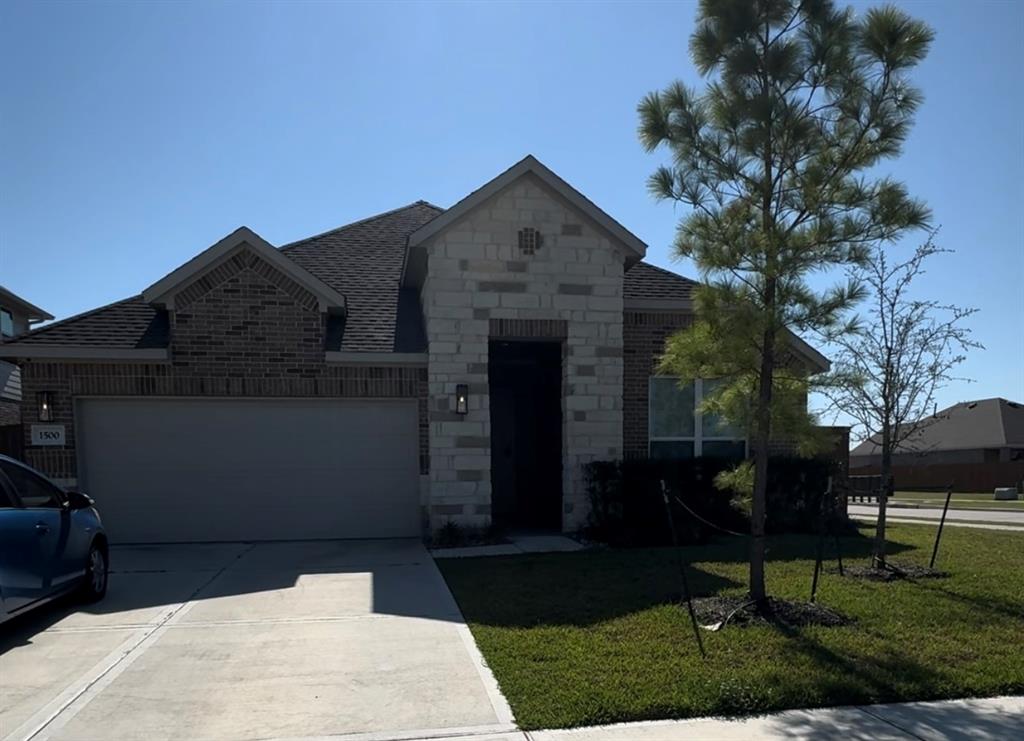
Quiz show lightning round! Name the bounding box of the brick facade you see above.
[18,250,429,486]
[623,310,693,458]
[11,184,827,539]
[0,399,19,426]
[422,175,626,532]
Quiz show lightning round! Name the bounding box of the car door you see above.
[0,460,68,602]
[0,467,48,613]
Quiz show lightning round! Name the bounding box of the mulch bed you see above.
[837,562,949,581]
[690,595,852,629]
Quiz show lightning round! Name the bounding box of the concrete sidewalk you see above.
[437,696,1023,741]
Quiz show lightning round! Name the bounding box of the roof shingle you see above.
[624,261,698,303]
[9,296,168,348]
[850,398,1024,457]
[281,201,442,351]
[3,203,705,355]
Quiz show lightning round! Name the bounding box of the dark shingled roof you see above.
[10,296,169,348]
[281,201,443,352]
[850,398,1024,458]
[624,261,699,303]
[3,201,704,354]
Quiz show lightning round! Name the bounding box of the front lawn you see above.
[438,523,1024,730]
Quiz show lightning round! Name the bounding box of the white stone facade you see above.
[421,174,627,532]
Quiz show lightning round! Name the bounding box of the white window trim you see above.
[648,377,747,457]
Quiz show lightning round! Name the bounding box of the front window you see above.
[649,377,747,460]
[0,308,12,338]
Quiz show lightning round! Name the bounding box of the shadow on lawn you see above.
[906,579,1024,623]
[440,531,915,629]
[775,620,945,703]
[675,529,914,565]
[441,549,741,628]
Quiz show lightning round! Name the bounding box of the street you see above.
[849,504,1024,531]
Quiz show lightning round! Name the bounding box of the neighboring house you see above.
[0,286,53,427]
[0,156,828,543]
[850,398,1024,491]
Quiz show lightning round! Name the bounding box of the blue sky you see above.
[2,0,1021,422]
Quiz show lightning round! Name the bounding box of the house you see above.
[0,156,828,543]
[0,286,53,428]
[850,398,1024,491]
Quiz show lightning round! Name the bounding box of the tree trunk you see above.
[750,295,776,605]
[873,425,892,569]
[751,21,775,607]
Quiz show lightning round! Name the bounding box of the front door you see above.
[489,340,562,531]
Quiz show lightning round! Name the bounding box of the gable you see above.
[173,245,320,313]
[403,155,646,287]
[143,227,346,314]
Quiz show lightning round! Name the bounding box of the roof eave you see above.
[784,329,830,374]
[624,298,693,311]
[0,346,170,362]
[0,286,54,321]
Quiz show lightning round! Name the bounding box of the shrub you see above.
[584,456,849,547]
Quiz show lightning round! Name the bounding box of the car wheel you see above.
[80,542,108,602]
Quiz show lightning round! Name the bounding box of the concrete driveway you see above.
[0,540,514,741]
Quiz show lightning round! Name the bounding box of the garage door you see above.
[76,398,421,543]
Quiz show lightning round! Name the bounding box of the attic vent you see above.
[518,227,543,255]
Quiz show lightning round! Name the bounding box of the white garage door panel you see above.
[77,398,421,543]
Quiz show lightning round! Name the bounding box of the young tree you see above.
[638,0,933,604]
[823,235,980,568]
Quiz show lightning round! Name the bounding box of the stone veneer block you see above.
[421,174,627,533]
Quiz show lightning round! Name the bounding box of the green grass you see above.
[890,491,1023,511]
[438,524,1024,730]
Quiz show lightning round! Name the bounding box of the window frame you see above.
[0,460,67,509]
[648,377,747,458]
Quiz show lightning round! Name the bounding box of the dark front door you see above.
[489,340,562,531]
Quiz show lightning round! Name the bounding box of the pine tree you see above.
[639,0,933,604]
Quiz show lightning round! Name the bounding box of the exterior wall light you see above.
[38,391,54,422]
[455,384,468,415]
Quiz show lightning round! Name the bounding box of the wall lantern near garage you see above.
[37,391,54,422]
[455,384,469,415]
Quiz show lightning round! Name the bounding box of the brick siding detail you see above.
[18,253,429,485]
[623,310,693,458]
[0,399,19,426]
[174,247,319,312]
[171,253,324,377]
[624,310,815,459]
[488,318,568,339]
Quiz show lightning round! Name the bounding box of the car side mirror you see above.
[66,490,95,510]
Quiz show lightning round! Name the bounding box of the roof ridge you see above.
[280,201,445,252]
[6,295,145,343]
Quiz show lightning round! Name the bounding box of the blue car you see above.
[0,454,108,624]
